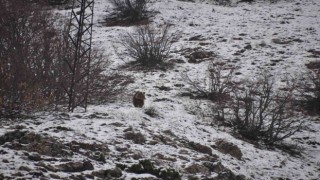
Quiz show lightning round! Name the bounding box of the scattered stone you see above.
[127,160,181,179]
[109,122,124,127]
[215,139,243,160]
[19,166,32,172]
[202,161,225,173]
[187,142,212,155]
[29,171,44,178]
[12,172,24,177]
[154,153,177,162]
[2,159,9,163]
[178,149,189,154]
[233,37,243,40]
[184,164,209,174]
[0,149,8,154]
[124,131,146,144]
[154,85,172,91]
[0,130,27,145]
[244,44,252,50]
[69,174,87,180]
[53,126,73,132]
[115,145,129,152]
[163,129,177,138]
[4,131,73,157]
[123,127,133,132]
[189,35,205,41]
[272,38,291,45]
[37,162,59,172]
[28,153,42,161]
[57,161,94,172]
[69,141,109,153]
[108,167,123,178]
[169,59,185,64]
[213,169,246,180]
[50,174,61,179]
[131,151,143,160]
[188,50,214,63]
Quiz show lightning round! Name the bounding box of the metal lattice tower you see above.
[68,0,94,112]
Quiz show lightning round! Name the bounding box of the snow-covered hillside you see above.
[0,0,319,179]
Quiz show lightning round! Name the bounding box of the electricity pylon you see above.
[67,0,94,112]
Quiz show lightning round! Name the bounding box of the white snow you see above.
[1,0,320,179]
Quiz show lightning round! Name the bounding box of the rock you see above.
[3,131,73,157]
[29,171,44,178]
[213,169,246,180]
[189,35,205,41]
[215,139,243,160]
[155,85,172,91]
[131,151,143,160]
[184,164,209,174]
[0,149,8,154]
[244,44,252,50]
[169,59,185,64]
[58,161,94,172]
[19,166,32,172]
[202,161,225,173]
[124,131,146,144]
[0,130,27,145]
[12,172,24,177]
[108,167,123,178]
[69,174,86,180]
[28,153,42,161]
[37,162,59,172]
[187,50,214,63]
[49,174,61,179]
[188,142,212,155]
[2,159,9,163]
[272,38,291,45]
[109,122,124,127]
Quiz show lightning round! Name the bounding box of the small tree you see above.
[183,61,234,102]
[120,24,173,67]
[298,67,320,115]
[0,0,63,117]
[232,74,303,144]
[111,0,151,22]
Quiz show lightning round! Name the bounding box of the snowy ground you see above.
[0,0,320,179]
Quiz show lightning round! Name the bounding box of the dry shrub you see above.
[111,0,151,22]
[183,61,234,102]
[120,24,174,68]
[0,0,62,117]
[299,63,320,115]
[232,74,303,144]
[0,0,133,117]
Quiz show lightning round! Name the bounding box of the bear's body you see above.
[133,91,145,108]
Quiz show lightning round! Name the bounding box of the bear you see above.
[133,91,145,108]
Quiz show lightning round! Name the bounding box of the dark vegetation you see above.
[0,0,131,117]
[185,61,305,145]
[118,159,181,180]
[120,24,174,68]
[300,62,320,115]
[106,0,152,26]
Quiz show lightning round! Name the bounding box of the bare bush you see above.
[54,27,134,109]
[0,0,133,117]
[231,74,303,144]
[299,65,320,115]
[213,0,232,6]
[183,61,234,102]
[120,24,173,67]
[0,0,63,117]
[111,0,151,22]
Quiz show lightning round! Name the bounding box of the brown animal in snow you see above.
[133,91,145,108]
